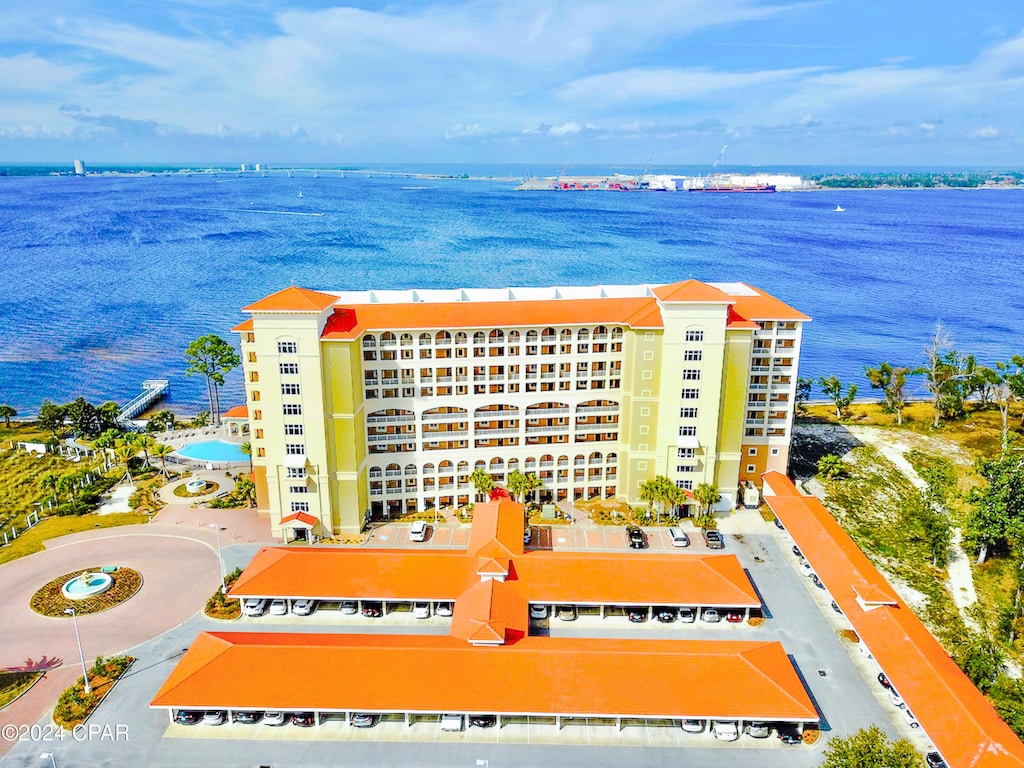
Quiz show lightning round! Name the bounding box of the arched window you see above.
[386,463,400,472]
[458,461,469,473]
[577,328,590,341]
[364,334,377,347]
[526,330,538,342]
[525,457,537,469]
[541,327,556,341]
[400,333,413,346]
[611,327,623,339]
[422,463,435,474]
[455,332,468,344]
[439,460,454,472]
[381,332,396,343]
[474,460,486,471]
[607,453,617,464]
[489,329,505,344]
[559,328,572,341]
[435,330,452,344]
[369,465,383,477]
[593,325,608,338]
[541,454,554,464]
[589,451,602,462]
[508,330,521,342]
[404,464,417,475]
[508,458,519,472]
[558,455,569,467]
[419,332,432,345]
[490,457,504,469]
[473,331,486,344]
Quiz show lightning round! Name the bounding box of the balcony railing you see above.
[474,428,520,437]
[366,415,415,425]
[369,433,417,443]
[525,425,569,435]
[527,407,569,415]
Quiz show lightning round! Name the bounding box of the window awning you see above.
[283,454,307,468]
[676,436,700,449]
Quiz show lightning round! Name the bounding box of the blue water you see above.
[1,169,1022,414]
[175,440,248,463]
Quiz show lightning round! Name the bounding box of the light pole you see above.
[208,524,225,592]
[62,608,90,694]
[40,753,57,768]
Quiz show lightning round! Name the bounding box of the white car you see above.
[291,599,316,616]
[903,708,920,728]
[858,642,873,659]
[435,601,453,617]
[341,600,357,615]
[799,560,815,577]
[202,710,226,726]
[263,711,288,727]
[888,688,905,708]
[269,598,288,616]
[242,598,267,617]
[530,604,548,619]
[681,719,705,733]
[702,608,721,623]
[412,602,430,619]
[712,720,739,741]
[410,521,428,542]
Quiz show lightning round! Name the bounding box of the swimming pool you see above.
[175,440,249,463]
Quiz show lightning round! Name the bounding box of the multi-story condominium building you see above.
[232,279,808,537]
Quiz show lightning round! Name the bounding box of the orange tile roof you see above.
[321,297,664,340]
[467,498,524,559]
[151,631,817,721]
[450,578,528,645]
[231,318,254,332]
[243,286,339,313]
[517,552,760,607]
[279,512,319,528]
[652,279,734,304]
[221,405,248,419]
[762,472,1024,768]
[730,286,810,322]
[229,548,470,601]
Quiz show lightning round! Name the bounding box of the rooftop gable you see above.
[243,286,339,313]
[652,279,734,304]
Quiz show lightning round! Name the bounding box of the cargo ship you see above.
[688,183,776,193]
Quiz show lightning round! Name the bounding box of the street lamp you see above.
[208,523,225,592]
[40,753,57,768]
[62,608,90,694]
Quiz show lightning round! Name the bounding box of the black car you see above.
[792,545,802,557]
[777,725,803,744]
[774,517,785,530]
[877,671,891,690]
[627,608,648,623]
[702,529,725,550]
[469,715,497,728]
[174,710,202,726]
[626,526,647,549]
[232,711,263,725]
[291,712,316,727]
[831,600,842,614]
[811,574,826,590]
[926,753,948,768]
[655,607,676,623]
[361,602,383,618]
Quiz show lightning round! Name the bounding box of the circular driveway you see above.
[0,533,219,670]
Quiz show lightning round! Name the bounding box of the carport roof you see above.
[150,631,818,722]
[763,471,1024,768]
[517,552,760,607]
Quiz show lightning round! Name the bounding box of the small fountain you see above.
[61,571,113,600]
[185,474,207,494]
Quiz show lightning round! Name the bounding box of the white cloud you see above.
[972,125,1000,140]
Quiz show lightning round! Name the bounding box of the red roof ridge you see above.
[222,404,248,419]
[737,643,819,718]
[150,633,234,706]
[652,279,734,304]
[243,286,338,313]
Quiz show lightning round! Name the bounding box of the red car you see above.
[725,611,744,623]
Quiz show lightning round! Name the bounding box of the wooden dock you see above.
[118,379,169,425]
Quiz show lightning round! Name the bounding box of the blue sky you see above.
[2,1,1024,165]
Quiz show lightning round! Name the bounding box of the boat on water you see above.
[689,183,776,193]
[834,205,845,212]
[298,191,303,198]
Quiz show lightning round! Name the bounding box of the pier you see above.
[118,379,169,425]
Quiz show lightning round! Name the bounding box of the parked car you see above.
[350,713,380,728]
[263,711,288,727]
[627,608,648,623]
[811,574,826,590]
[667,527,690,547]
[409,521,428,542]
[680,719,705,733]
[656,607,676,623]
[174,710,202,726]
[269,598,288,616]
[291,712,315,727]
[678,607,696,623]
[712,720,739,742]
[233,711,263,725]
[524,527,532,544]
[831,600,842,614]
[530,604,548,619]
[702,608,721,623]
[877,671,891,689]
[361,601,383,618]
[725,611,744,623]
[341,600,357,615]
[745,722,771,738]
[858,643,873,659]
[903,708,919,728]
[777,725,803,744]
[435,601,453,617]
[626,525,646,549]
[202,710,226,726]
[774,517,785,530]
[242,598,267,617]
[926,752,948,768]
[702,529,725,549]
[556,605,578,622]
[291,599,316,616]
[441,713,464,732]
[888,687,905,708]
[792,545,802,557]
[469,715,497,728]
[412,601,431,619]
[799,560,815,577]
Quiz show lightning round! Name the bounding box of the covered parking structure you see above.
[763,471,1024,768]
[152,632,818,732]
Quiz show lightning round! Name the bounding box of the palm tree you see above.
[135,434,155,468]
[693,483,722,529]
[150,443,174,478]
[469,467,494,502]
[0,405,15,428]
[113,443,136,485]
[639,475,683,523]
[240,442,253,474]
[40,473,61,504]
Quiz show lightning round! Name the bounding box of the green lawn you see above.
[0,513,148,568]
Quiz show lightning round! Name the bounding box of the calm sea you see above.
[1,167,1022,415]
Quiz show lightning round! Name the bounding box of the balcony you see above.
[368,433,417,443]
[366,415,415,425]
[421,411,466,422]
[385,469,403,477]
[422,429,469,438]
[748,383,768,390]
[576,405,619,414]
[525,425,570,435]
[528,407,569,415]
[575,422,619,432]
[474,427,520,437]
[380,339,397,348]
[751,366,769,372]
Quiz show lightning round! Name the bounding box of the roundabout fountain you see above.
[60,571,113,600]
